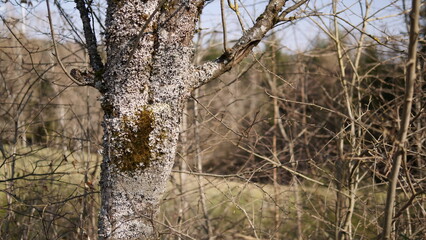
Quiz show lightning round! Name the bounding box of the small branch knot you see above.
[70,68,96,87]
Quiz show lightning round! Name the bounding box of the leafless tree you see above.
[67,0,308,238]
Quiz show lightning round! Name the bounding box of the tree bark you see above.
[98,1,206,238]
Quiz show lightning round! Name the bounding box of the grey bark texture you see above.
[72,0,307,239]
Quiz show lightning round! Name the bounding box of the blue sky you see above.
[201,0,408,52]
[1,0,409,53]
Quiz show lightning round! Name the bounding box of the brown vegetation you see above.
[1,1,425,239]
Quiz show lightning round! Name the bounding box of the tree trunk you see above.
[98,2,206,238]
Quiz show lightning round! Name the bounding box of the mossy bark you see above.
[99,103,180,239]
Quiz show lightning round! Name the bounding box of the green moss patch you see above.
[115,109,154,172]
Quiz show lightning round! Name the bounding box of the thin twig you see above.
[220,0,228,51]
[393,191,426,220]
[192,96,245,138]
[278,0,309,20]
[46,0,83,86]
[227,0,245,31]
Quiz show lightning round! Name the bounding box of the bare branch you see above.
[393,190,426,220]
[220,0,228,51]
[46,0,86,86]
[192,0,309,88]
[74,0,104,73]
[278,0,309,21]
[227,0,245,31]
